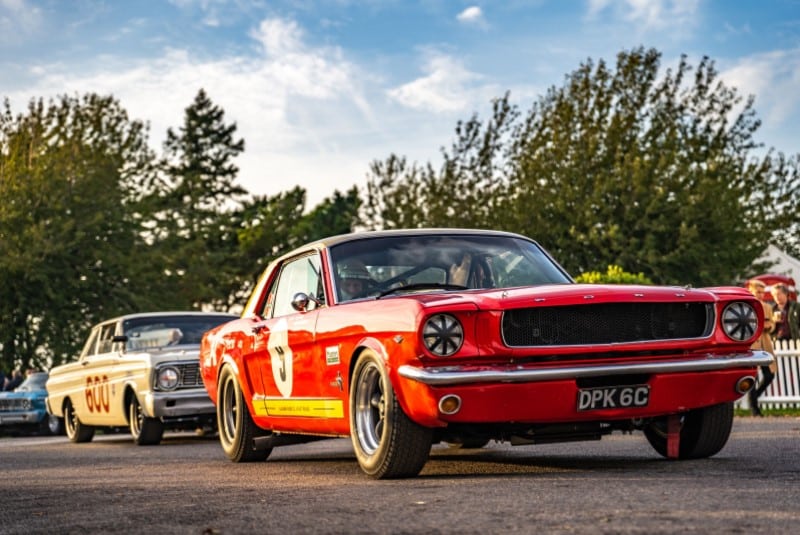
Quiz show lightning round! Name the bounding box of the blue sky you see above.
[2,0,799,206]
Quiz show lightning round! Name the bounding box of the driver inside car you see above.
[337,259,374,301]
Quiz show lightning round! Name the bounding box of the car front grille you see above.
[501,302,714,347]
[178,362,203,388]
[0,399,31,411]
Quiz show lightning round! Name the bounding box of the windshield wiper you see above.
[376,283,469,299]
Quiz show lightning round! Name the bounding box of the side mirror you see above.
[291,292,322,312]
[112,335,128,343]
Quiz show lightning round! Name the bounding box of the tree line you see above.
[2,47,799,371]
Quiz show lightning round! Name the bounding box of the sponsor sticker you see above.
[326,346,340,366]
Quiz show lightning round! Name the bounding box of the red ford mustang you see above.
[200,229,771,478]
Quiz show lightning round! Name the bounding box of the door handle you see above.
[251,324,267,334]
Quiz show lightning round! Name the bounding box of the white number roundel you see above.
[268,318,293,398]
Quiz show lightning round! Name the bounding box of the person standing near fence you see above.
[746,279,777,416]
[770,283,800,341]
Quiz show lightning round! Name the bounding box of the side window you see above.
[80,328,100,359]
[96,323,118,354]
[271,254,323,318]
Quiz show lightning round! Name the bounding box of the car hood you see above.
[0,390,46,399]
[405,283,722,311]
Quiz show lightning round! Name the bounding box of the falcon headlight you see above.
[423,314,463,356]
[156,366,180,391]
[721,302,758,341]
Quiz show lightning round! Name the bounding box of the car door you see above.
[73,320,125,426]
[251,252,339,433]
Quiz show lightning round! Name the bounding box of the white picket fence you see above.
[736,339,800,409]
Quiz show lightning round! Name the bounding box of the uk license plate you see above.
[577,385,649,411]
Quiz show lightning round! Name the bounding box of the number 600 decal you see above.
[85,375,110,413]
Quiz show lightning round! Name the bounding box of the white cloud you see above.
[0,0,41,41]
[586,0,700,32]
[4,16,386,206]
[251,18,305,58]
[720,48,800,128]
[387,51,483,113]
[457,6,485,25]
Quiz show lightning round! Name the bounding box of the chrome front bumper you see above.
[144,389,215,418]
[0,410,44,425]
[398,351,773,387]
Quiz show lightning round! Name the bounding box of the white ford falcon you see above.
[46,311,237,445]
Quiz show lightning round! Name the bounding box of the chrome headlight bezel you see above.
[721,301,758,342]
[422,313,464,357]
[155,366,180,391]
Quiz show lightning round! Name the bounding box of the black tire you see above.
[64,399,95,443]
[644,402,734,459]
[129,395,164,446]
[43,413,64,436]
[350,349,433,479]
[217,365,271,462]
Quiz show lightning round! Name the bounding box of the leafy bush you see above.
[574,265,653,285]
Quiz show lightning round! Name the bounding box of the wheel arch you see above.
[216,357,261,423]
[347,337,390,388]
[346,338,430,428]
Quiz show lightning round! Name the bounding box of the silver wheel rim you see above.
[65,404,77,438]
[130,399,142,438]
[221,374,237,446]
[47,414,60,434]
[354,361,385,455]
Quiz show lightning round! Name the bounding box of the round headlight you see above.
[721,302,758,341]
[423,314,464,357]
[157,366,180,390]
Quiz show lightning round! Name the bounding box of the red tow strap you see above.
[666,414,680,459]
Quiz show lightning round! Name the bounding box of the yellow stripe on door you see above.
[255,398,344,418]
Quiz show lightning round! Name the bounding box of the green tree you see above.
[0,94,157,369]
[363,48,800,286]
[234,186,362,301]
[363,96,516,231]
[152,88,247,310]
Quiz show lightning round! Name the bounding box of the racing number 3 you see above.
[85,375,110,413]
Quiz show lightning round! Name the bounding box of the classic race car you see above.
[46,311,237,445]
[199,229,772,478]
[0,372,63,436]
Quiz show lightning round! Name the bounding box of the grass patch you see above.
[735,407,800,417]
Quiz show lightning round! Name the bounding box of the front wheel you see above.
[44,413,64,436]
[644,402,734,459]
[350,349,433,479]
[217,366,271,462]
[129,395,164,445]
[64,399,95,443]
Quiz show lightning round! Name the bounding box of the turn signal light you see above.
[736,376,756,394]
[438,394,462,415]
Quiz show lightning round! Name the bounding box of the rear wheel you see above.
[644,402,734,459]
[350,349,433,479]
[129,395,164,446]
[217,366,271,462]
[64,399,95,443]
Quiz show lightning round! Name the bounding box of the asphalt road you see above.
[0,417,798,534]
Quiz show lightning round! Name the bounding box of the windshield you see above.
[329,234,572,302]
[16,373,48,392]
[122,314,235,350]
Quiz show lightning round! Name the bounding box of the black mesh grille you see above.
[502,302,713,347]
